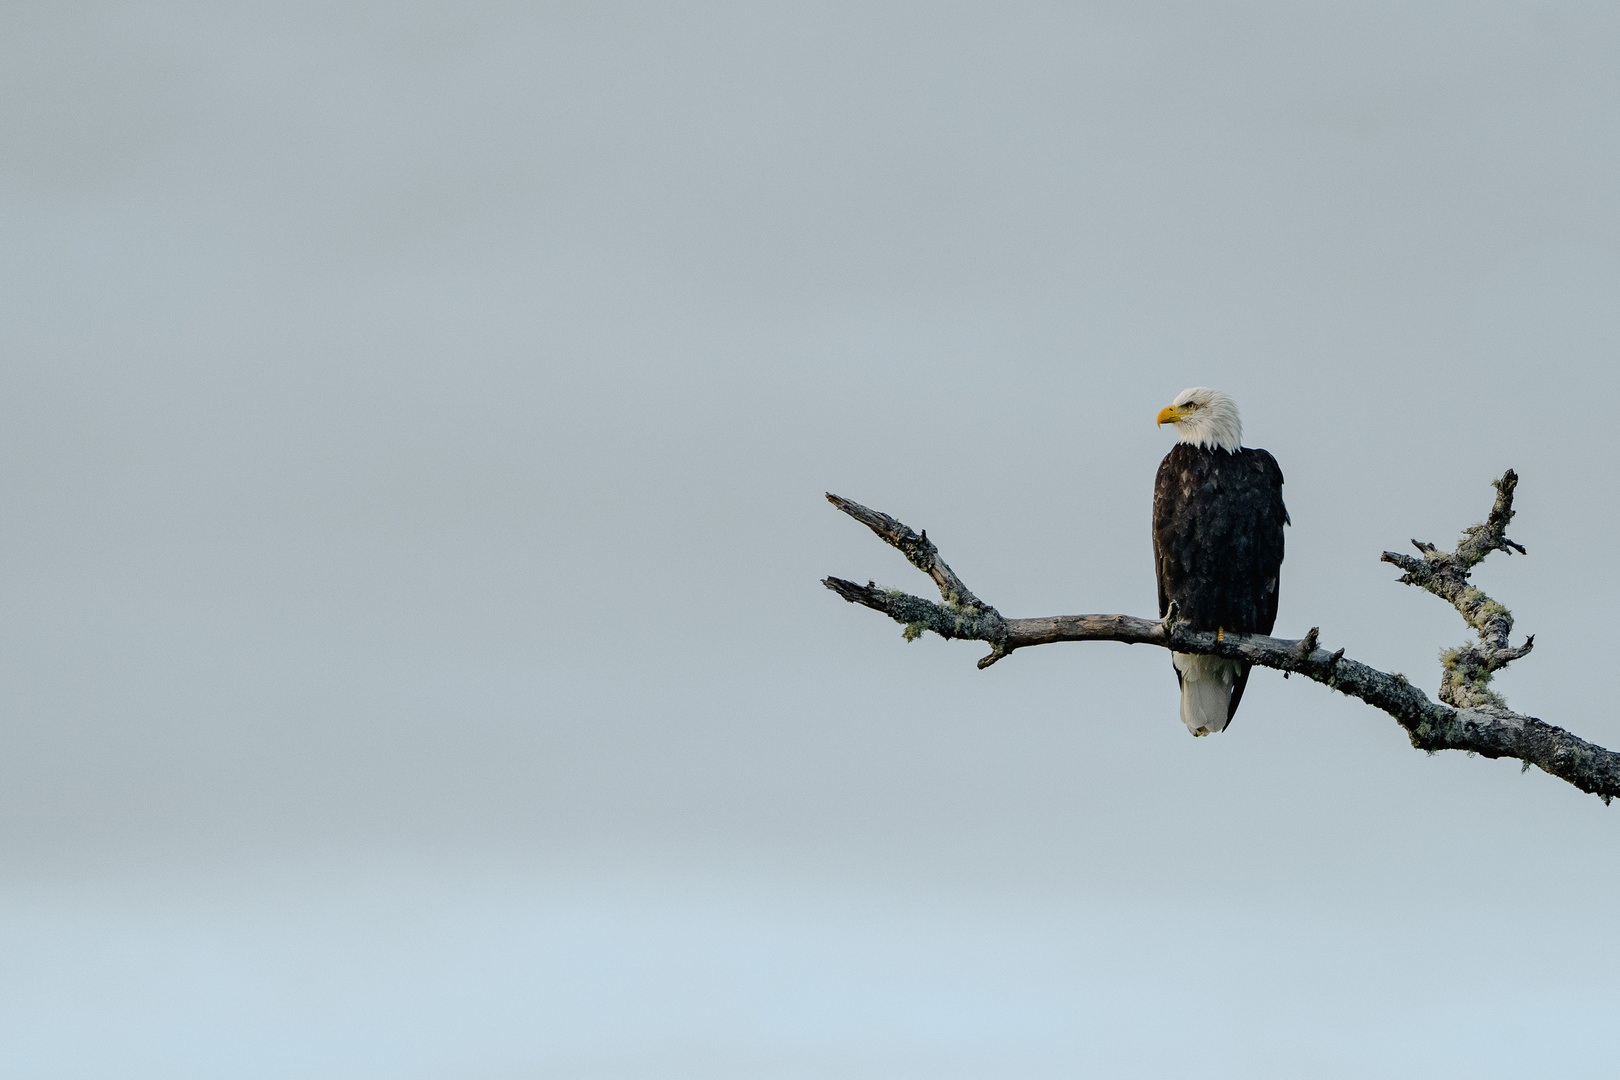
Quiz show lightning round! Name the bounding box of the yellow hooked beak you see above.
[1156,404,1189,426]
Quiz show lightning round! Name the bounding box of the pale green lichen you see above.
[1439,642,1508,708]
[1463,591,1512,638]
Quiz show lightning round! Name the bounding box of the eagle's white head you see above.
[1156,387,1242,453]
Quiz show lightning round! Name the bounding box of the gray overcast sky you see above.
[3,2,1620,1076]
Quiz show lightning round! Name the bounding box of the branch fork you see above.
[823,472,1620,803]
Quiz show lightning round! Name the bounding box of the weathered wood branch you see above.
[823,473,1620,803]
[1380,469,1532,709]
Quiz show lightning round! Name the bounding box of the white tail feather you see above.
[1173,653,1241,736]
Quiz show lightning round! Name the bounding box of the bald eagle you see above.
[1153,388,1288,736]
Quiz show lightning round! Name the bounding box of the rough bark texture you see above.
[1379,471,1531,709]
[823,471,1620,804]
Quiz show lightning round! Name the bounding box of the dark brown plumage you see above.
[1153,442,1288,725]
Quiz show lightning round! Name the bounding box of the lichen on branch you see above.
[1380,470,1534,709]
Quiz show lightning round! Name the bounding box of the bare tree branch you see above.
[823,472,1620,804]
[1379,470,1533,709]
